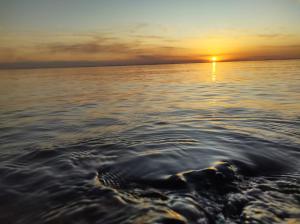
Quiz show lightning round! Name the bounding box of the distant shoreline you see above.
[0,57,299,71]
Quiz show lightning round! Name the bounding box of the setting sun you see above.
[211,56,218,62]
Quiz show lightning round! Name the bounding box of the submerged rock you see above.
[95,161,300,224]
[183,161,236,185]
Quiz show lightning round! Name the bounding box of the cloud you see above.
[256,33,293,38]
[0,32,200,69]
[130,35,167,40]
[127,23,169,33]
[41,34,184,58]
[46,41,136,54]
[0,54,205,69]
[261,44,300,50]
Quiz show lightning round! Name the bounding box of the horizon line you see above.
[0,57,299,70]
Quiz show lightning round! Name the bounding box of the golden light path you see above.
[211,57,217,82]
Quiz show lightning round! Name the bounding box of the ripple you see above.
[0,60,300,223]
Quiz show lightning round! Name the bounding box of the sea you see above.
[0,60,299,224]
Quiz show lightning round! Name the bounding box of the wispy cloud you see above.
[256,33,293,38]
[41,34,184,57]
[0,32,200,69]
[262,44,300,49]
[46,41,136,54]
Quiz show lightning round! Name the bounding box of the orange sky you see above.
[1,0,300,68]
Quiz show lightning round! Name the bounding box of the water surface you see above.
[0,60,300,223]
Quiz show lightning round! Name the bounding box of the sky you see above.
[0,0,300,68]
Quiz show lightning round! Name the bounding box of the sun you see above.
[211,56,218,62]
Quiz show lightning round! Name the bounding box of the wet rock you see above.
[142,174,188,190]
[96,162,300,224]
[156,217,187,224]
[240,176,300,224]
[170,200,209,223]
[138,189,168,200]
[132,209,188,224]
[213,161,236,182]
[182,161,237,192]
[224,193,248,218]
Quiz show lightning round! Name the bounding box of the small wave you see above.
[96,160,300,223]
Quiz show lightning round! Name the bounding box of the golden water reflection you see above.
[211,61,217,82]
[0,60,299,123]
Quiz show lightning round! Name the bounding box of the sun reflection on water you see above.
[211,61,217,82]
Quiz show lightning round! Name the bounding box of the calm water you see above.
[0,60,300,224]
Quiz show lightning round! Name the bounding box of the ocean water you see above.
[0,60,299,224]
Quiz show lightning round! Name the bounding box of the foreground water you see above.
[0,60,299,224]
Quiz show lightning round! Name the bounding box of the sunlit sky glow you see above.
[0,0,300,68]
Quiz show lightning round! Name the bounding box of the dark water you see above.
[0,60,300,224]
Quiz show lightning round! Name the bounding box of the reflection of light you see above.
[211,61,216,82]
